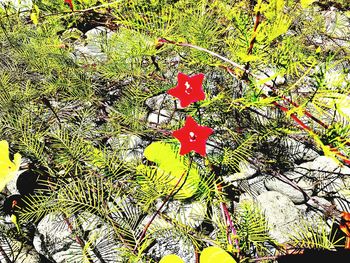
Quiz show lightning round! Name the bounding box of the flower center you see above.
[185,81,192,95]
[12,200,17,209]
[189,131,197,142]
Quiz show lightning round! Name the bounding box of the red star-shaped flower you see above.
[172,116,213,157]
[167,72,205,108]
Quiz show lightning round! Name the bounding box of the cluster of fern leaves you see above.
[0,0,349,262]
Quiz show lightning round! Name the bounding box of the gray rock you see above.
[33,212,121,263]
[264,177,311,204]
[74,43,108,62]
[33,213,74,262]
[145,94,174,111]
[0,239,40,263]
[306,9,349,50]
[147,109,173,125]
[293,156,350,196]
[256,68,286,91]
[4,157,30,195]
[73,27,114,62]
[5,169,25,195]
[333,196,350,214]
[205,138,221,155]
[252,107,282,126]
[223,161,258,182]
[306,196,338,218]
[1,0,32,10]
[134,213,196,263]
[324,10,350,38]
[282,138,319,162]
[133,197,201,262]
[85,26,115,41]
[237,174,268,198]
[283,171,316,193]
[256,191,303,243]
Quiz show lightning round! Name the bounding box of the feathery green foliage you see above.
[0,0,349,262]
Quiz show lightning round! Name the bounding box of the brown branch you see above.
[133,159,192,253]
[63,215,94,263]
[247,11,261,55]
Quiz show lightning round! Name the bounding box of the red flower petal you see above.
[167,72,205,108]
[342,212,350,222]
[172,116,213,156]
[340,212,350,238]
[64,0,74,11]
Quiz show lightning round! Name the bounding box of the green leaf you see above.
[159,254,185,263]
[200,246,237,263]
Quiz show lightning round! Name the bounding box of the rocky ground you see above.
[0,1,350,263]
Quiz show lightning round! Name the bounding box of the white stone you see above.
[33,213,74,263]
[238,175,267,198]
[85,26,114,40]
[5,169,26,195]
[256,191,303,243]
[223,161,258,182]
[283,138,319,162]
[145,94,174,110]
[147,109,172,124]
[33,212,121,263]
[0,239,40,263]
[306,196,337,218]
[294,156,350,196]
[264,177,311,204]
[73,27,115,62]
[256,67,286,93]
[0,0,32,10]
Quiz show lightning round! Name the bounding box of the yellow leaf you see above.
[143,141,177,164]
[300,0,316,8]
[30,12,38,25]
[159,254,185,263]
[0,140,21,192]
[140,142,201,199]
[11,214,21,233]
[200,246,237,263]
[30,4,40,25]
[136,164,199,199]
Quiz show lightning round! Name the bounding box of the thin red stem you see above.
[133,160,192,253]
[221,202,240,252]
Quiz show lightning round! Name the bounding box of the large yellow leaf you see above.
[136,164,199,199]
[139,142,200,199]
[159,254,185,263]
[143,141,177,164]
[0,140,21,192]
[200,246,237,263]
